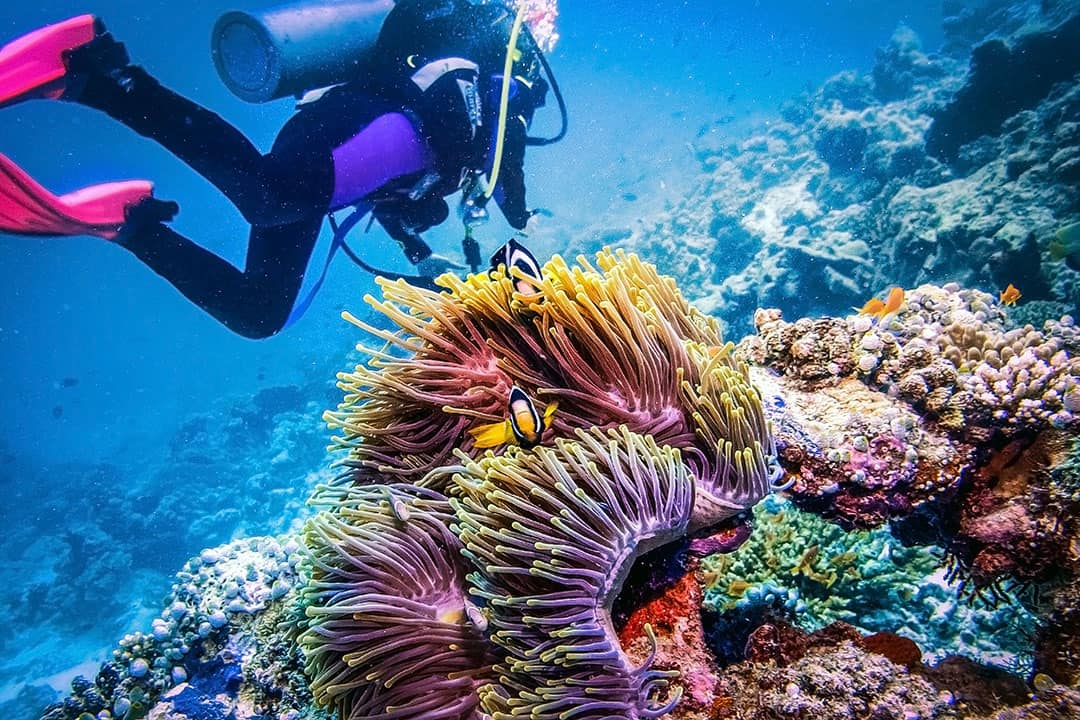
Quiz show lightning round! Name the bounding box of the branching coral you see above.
[857,285,1079,432]
[747,284,1080,434]
[302,249,778,719]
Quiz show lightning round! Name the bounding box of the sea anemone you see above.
[451,425,693,719]
[304,248,778,718]
[300,483,492,720]
[325,248,777,530]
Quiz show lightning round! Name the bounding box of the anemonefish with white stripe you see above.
[490,238,543,297]
[469,385,557,449]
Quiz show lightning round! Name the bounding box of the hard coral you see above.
[303,249,778,718]
[750,284,1080,435]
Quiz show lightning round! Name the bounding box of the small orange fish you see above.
[856,298,886,316]
[881,287,905,316]
[855,287,904,319]
[469,386,557,449]
[1000,283,1021,306]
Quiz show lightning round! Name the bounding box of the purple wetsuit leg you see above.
[330,112,433,210]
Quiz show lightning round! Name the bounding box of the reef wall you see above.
[577,0,1080,339]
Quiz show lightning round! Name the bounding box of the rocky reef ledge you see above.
[39,273,1080,720]
[579,1,1080,340]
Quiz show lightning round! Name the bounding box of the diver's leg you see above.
[64,32,332,226]
[115,208,323,339]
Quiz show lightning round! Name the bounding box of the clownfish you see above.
[855,287,904,319]
[469,386,557,449]
[999,283,1021,306]
[490,238,543,296]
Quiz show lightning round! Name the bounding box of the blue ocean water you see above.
[0,0,956,715]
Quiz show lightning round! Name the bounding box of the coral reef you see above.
[940,0,1080,56]
[926,14,1080,163]
[37,272,1080,720]
[750,284,1080,434]
[29,3,1080,718]
[700,496,1036,671]
[38,536,317,720]
[742,284,1080,599]
[300,249,778,718]
[572,3,1080,340]
[1,382,334,714]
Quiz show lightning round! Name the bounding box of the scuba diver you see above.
[0,0,566,337]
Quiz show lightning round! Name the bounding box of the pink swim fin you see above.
[0,152,152,239]
[0,14,97,109]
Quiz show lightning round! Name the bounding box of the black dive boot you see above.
[59,18,134,107]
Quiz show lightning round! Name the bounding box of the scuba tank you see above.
[211,0,394,103]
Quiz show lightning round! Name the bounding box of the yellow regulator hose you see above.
[484,1,529,199]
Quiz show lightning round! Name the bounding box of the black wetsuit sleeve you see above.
[372,202,435,263]
[494,117,531,230]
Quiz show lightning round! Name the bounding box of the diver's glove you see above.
[416,252,465,280]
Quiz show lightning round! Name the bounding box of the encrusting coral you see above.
[300,248,779,718]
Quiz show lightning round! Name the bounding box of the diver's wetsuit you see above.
[71,0,546,338]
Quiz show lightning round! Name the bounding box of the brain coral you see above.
[300,248,778,718]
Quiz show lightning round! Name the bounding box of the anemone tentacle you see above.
[451,426,692,719]
[300,484,493,720]
[305,249,778,718]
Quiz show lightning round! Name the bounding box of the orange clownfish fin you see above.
[543,400,558,427]
[469,419,514,449]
